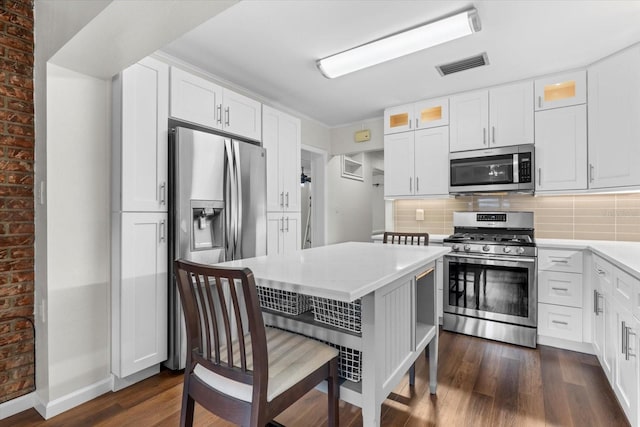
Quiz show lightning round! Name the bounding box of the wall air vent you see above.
[436,52,489,76]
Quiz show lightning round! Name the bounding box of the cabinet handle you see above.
[594,289,603,315]
[549,258,569,264]
[551,287,568,292]
[416,176,419,193]
[159,220,166,243]
[280,192,284,207]
[409,177,412,193]
[538,168,542,187]
[596,267,606,275]
[285,192,289,208]
[491,126,495,143]
[217,104,223,125]
[409,118,412,129]
[285,216,290,232]
[280,217,284,232]
[483,128,487,145]
[627,326,636,360]
[589,163,595,183]
[551,320,568,326]
[622,320,628,355]
[415,118,418,129]
[225,106,230,126]
[538,96,542,108]
[160,182,166,205]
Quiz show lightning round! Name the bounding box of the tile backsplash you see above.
[394,193,640,241]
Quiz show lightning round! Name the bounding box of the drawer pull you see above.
[551,320,569,326]
[550,258,569,264]
[627,326,636,360]
[551,287,569,292]
[596,267,606,276]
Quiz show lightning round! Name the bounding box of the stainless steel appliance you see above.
[166,126,267,370]
[443,211,537,348]
[449,144,534,194]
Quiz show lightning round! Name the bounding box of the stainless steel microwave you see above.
[449,144,534,194]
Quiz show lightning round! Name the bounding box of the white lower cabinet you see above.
[538,303,583,341]
[592,255,615,382]
[112,212,168,378]
[267,212,300,255]
[613,306,638,425]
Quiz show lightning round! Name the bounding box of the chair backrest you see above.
[174,259,268,400]
[383,231,429,246]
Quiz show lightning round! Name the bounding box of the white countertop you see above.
[537,238,640,278]
[218,241,450,302]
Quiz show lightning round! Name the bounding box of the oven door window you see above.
[447,259,531,320]
[450,154,514,187]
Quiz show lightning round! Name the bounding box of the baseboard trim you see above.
[537,335,595,354]
[112,364,160,392]
[0,392,35,420]
[35,377,112,420]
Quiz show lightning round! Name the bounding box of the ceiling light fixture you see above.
[316,8,481,79]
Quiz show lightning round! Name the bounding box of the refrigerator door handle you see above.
[233,140,243,259]
[224,139,235,260]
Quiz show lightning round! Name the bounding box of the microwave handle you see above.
[513,153,519,183]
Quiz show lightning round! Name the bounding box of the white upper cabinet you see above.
[384,97,449,134]
[535,104,587,192]
[534,70,586,111]
[588,44,640,189]
[170,67,262,142]
[384,126,449,197]
[114,56,169,213]
[450,82,533,152]
[489,81,534,147]
[263,105,301,213]
[170,67,220,129]
[449,90,488,152]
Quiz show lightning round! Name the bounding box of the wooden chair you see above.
[174,259,340,427]
[382,231,429,386]
[383,231,429,246]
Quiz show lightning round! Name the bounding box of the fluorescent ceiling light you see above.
[317,8,481,79]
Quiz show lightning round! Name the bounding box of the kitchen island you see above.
[220,241,450,426]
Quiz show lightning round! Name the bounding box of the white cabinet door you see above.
[414,126,449,196]
[282,213,301,254]
[449,90,489,152]
[535,105,587,192]
[588,45,640,189]
[415,97,449,129]
[384,132,415,196]
[170,67,221,129]
[593,255,614,381]
[489,81,534,147]
[537,303,583,342]
[119,57,169,212]
[534,70,586,110]
[222,88,262,142]
[613,307,638,424]
[116,212,168,377]
[263,105,301,213]
[384,104,414,134]
[266,212,300,255]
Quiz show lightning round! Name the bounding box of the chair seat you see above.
[194,327,339,403]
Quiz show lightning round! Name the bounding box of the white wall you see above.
[326,153,375,244]
[301,117,331,153]
[46,64,111,401]
[330,117,383,155]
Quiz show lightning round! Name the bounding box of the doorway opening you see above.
[301,146,327,249]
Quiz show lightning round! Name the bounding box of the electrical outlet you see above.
[416,209,424,221]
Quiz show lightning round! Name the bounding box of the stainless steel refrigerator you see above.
[166,126,267,370]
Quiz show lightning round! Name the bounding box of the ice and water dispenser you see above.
[190,200,224,251]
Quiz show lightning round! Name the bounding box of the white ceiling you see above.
[161,0,640,127]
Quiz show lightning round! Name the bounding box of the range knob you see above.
[503,246,512,253]
[482,245,490,252]
[517,247,525,254]
[464,244,471,252]
[452,244,460,252]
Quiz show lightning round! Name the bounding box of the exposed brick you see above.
[0,110,32,125]
[0,159,32,172]
[0,209,32,222]
[3,197,32,209]
[0,135,31,147]
[0,327,30,347]
[13,294,32,306]
[6,100,31,114]
[3,1,33,20]
[10,271,32,283]
[0,248,6,259]
[5,171,33,185]
[0,57,29,75]
[0,323,8,334]
[6,24,31,43]
[0,259,31,273]
[8,223,32,234]
[0,235,33,247]
[0,185,32,197]
[0,282,32,297]
[0,11,31,31]
[0,84,31,101]
[9,248,33,259]
[6,123,32,136]
[6,147,33,159]
[6,48,31,66]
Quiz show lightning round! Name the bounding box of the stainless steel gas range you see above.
[443,211,537,348]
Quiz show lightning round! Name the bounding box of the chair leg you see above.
[409,363,416,386]
[180,376,195,427]
[328,358,339,427]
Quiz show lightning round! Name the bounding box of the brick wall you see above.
[0,0,34,404]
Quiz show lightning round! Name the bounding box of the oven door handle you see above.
[445,254,537,264]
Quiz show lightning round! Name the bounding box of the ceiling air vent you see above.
[436,52,489,76]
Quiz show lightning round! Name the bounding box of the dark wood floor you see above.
[1,330,629,427]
